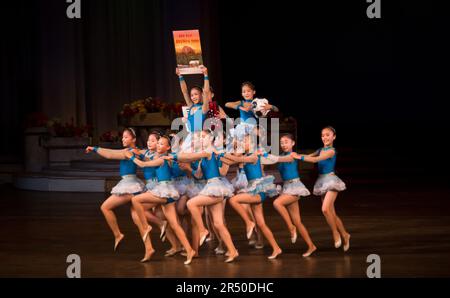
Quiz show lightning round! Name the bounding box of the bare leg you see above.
[321,192,341,247]
[132,192,166,241]
[208,201,239,262]
[229,193,257,239]
[251,202,282,259]
[130,204,155,261]
[162,203,196,264]
[328,192,350,250]
[273,194,297,241]
[100,194,132,250]
[286,200,317,257]
[187,195,222,246]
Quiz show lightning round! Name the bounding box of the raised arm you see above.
[86,146,126,160]
[291,150,334,163]
[200,66,211,114]
[176,68,192,106]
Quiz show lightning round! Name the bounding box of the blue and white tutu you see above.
[234,122,256,139]
[238,175,279,198]
[144,178,158,192]
[186,179,206,198]
[111,175,145,196]
[199,177,234,198]
[219,176,235,196]
[313,174,346,196]
[149,181,180,200]
[172,176,192,196]
[280,178,310,197]
[231,169,248,191]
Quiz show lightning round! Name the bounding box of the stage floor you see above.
[1,180,450,278]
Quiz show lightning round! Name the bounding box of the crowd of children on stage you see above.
[85,66,350,264]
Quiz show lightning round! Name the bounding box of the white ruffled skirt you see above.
[172,176,191,196]
[238,175,279,198]
[231,169,248,191]
[199,177,234,198]
[144,178,158,192]
[185,179,206,198]
[149,180,180,200]
[280,178,310,197]
[313,173,346,196]
[111,175,145,196]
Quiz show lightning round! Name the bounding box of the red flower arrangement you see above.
[120,97,183,119]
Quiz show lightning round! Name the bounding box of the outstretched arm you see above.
[224,153,258,164]
[225,100,242,110]
[86,146,126,160]
[176,68,192,106]
[291,150,334,163]
[162,151,210,163]
[260,153,294,165]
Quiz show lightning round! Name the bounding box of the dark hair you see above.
[190,86,203,94]
[280,133,295,142]
[241,81,255,91]
[123,127,136,138]
[159,135,172,146]
[322,126,336,135]
[149,130,161,139]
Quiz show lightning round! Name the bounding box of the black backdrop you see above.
[1,0,448,177]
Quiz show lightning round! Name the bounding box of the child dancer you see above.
[222,135,282,259]
[181,130,239,263]
[291,126,350,252]
[262,133,317,257]
[224,82,278,140]
[176,66,210,152]
[85,128,145,251]
[126,136,201,264]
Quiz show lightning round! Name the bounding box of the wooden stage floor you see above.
[1,180,450,278]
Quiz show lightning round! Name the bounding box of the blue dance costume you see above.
[147,157,179,204]
[232,100,258,139]
[181,103,207,152]
[313,147,346,196]
[142,150,158,191]
[198,152,234,198]
[238,154,278,202]
[111,148,145,196]
[277,152,310,197]
[170,159,192,196]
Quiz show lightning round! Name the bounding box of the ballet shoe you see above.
[268,249,282,260]
[160,221,168,239]
[114,234,125,252]
[343,234,351,252]
[254,242,264,250]
[184,250,196,265]
[248,239,256,246]
[334,237,342,249]
[199,230,210,247]
[215,247,225,255]
[246,224,255,240]
[140,249,155,263]
[302,245,317,258]
[142,226,152,242]
[225,251,239,263]
[165,248,181,257]
[291,229,298,244]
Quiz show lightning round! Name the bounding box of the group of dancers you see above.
[85,66,350,265]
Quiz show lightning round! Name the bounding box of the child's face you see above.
[157,138,171,154]
[190,89,203,104]
[321,129,336,147]
[122,131,136,147]
[147,134,158,151]
[241,85,256,100]
[280,137,295,152]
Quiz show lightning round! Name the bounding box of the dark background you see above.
[1,0,448,180]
